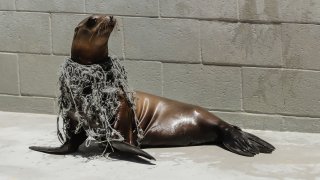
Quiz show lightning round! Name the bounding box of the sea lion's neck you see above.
[71,49,109,65]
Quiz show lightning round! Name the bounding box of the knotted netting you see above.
[56,56,143,147]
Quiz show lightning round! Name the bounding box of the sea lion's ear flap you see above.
[110,141,156,161]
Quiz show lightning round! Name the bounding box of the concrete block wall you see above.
[0,0,320,133]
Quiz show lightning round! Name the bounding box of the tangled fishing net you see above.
[56,56,143,147]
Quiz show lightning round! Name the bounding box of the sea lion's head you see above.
[71,15,116,65]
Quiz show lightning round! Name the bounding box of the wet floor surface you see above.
[0,111,319,180]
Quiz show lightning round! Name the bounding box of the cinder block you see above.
[124,18,200,63]
[0,12,50,54]
[243,67,320,117]
[85,0,158,17]
[201,22,243,65]
[242,68,284,114]
[51,14,87,55]
[122,60,162,96]
[238,0,280,21]
[211,111,284,131]
[283,116,320,133]
[280,0,320,23]
[0,0,15,10]
[279,0,303,22]
[239,0,320,23]
[160,0,237,19]
[163,64,241,110]
[16,0,84,12]
[201,21,282,67]
[282,70,320,117]
[244,24,282,67]
[0,95,55,114]
[0,53,19,95]
[282,24,320,70]
[19,54,65,97]
[52,14,124,59]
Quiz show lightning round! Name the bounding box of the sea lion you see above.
[29,15,275,160]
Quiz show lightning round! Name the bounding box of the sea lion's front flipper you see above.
[222,126,275,157]
[110,141,156,161]
[29,142,77,155]
[29,128,87,155]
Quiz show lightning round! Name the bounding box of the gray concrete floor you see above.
[0,111,319,180]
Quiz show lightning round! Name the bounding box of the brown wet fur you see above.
[29,15,275,160]
[71,15,115,65]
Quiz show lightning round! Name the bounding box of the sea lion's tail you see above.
[221,126,275,157]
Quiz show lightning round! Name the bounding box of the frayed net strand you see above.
[57,56,143,146]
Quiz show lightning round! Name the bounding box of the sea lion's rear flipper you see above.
[29,142,77,155]
[110,141,156,161]
[222,126,275,157]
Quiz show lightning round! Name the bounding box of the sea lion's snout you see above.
[106,15,116,27]
[83,15,116,31]
[95,15,115,26]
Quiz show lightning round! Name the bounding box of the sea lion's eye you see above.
[87,17,97,27]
